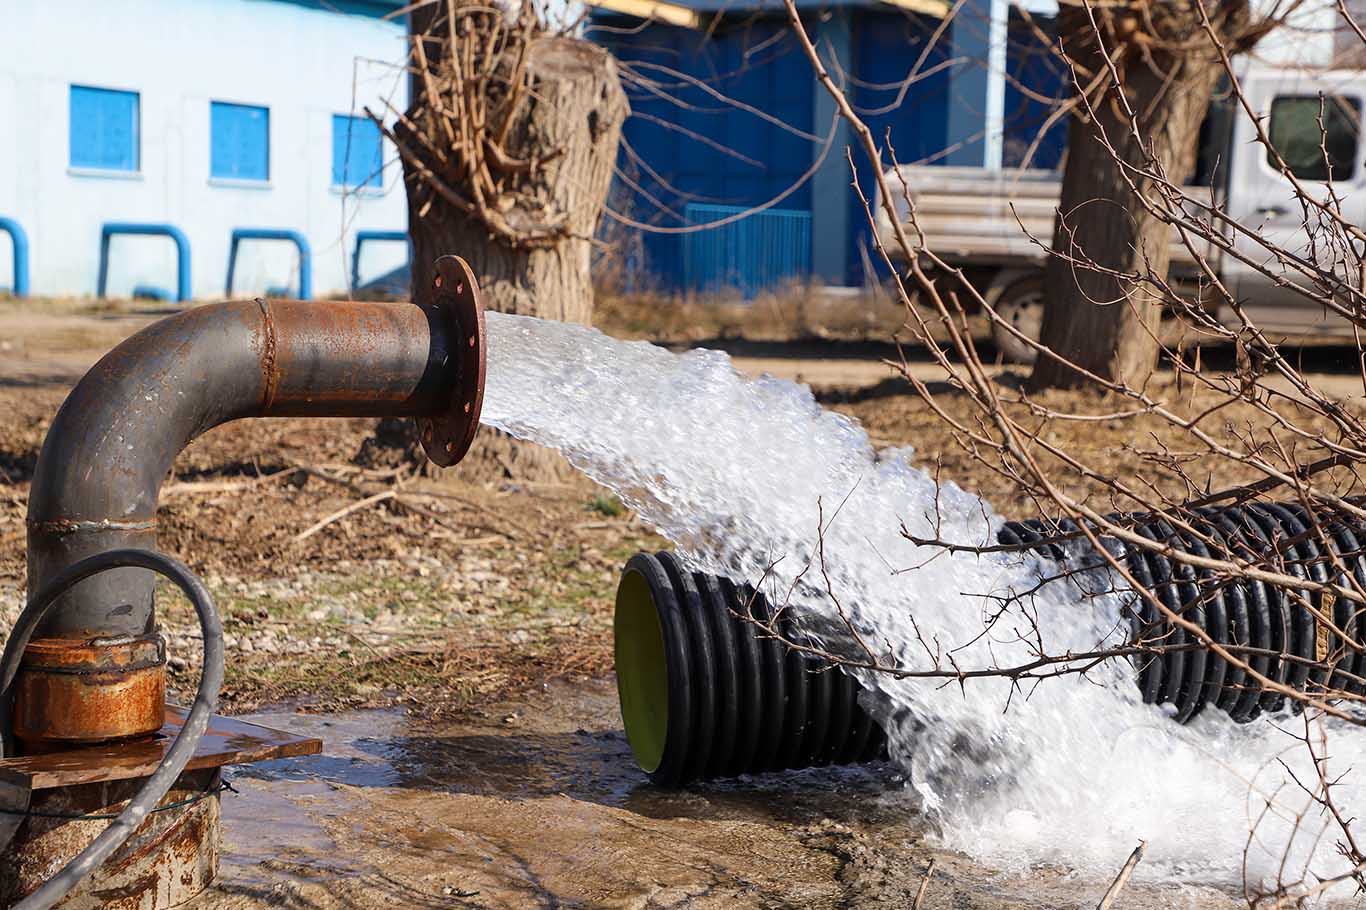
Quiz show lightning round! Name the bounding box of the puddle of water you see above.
[212,680,921,909]
[225,680,901,832]
[209,680,1255,909]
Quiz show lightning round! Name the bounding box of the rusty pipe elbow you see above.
[26,256,485,643]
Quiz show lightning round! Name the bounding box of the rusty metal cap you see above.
[417,255,487,468]
[18,633,166,673]
[13,634,167,748]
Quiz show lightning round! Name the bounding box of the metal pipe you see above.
[0,217,30,297]
[97,222,192,303]
[27,256,485,642]
[0,548,225,910]
[225,227,314,300]
[351,229,409,292]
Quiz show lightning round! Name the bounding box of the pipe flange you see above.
[418,255,487,467]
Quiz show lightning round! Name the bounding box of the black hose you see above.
[1001,502,1366,723]
[615,552,886,787]
[1324,517,1366,694]
[1226,506,1291,714]
[0,549,223,910]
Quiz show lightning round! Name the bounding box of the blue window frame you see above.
[331,114,383,190]
[211,101,270,181]
[69,85,140,172]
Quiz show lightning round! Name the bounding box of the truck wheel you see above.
[988,275,1045,364]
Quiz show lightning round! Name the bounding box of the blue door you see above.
[595,18,815,293]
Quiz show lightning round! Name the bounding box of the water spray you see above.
[613,504,1366,788]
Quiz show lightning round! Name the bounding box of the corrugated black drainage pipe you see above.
[1000,502,1366,723]
[614,552,886,787]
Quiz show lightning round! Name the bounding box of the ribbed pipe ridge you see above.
[1000,503,1366,723]
[615,551,886,787]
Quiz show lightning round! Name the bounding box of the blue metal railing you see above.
[351,229,409,291]
[349,230,407,291]
[0,217,29,297]
[226,228,313,300]
[98,222,192,302]
[682,204,812,299]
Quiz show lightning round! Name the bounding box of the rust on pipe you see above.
[419,258,486,467]
[0,768,221,908]
[10,635,166,750]
[27,257,484,645]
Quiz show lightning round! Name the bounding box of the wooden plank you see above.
[0,707,322,791]
[877,0,950,15]
[584,0,700,28]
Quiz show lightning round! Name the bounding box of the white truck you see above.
[874,66,1366,361]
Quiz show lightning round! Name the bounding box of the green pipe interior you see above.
[615,568,669,774]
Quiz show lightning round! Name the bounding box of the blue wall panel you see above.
[848,10,952,283]
[1002,9,1066,169]
[69,85,140,171]
[211,101,270,180]
[593,7,1057,292]
[684,204,811,297]
[596,17,816,293]
[331,114,383,189]
[852,11,951,169]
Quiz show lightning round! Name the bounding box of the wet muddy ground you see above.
[204,679,1247,910]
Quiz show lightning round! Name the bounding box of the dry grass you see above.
[594,283,913,344]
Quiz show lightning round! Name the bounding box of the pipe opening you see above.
[615,567,669,775]
[2,256,486,910]
[614,552,886,787]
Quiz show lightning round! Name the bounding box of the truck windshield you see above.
[1267,94,1362,182]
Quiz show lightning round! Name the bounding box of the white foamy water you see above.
[481,311,1365,897]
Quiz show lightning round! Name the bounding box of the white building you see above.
[0,0,412,300]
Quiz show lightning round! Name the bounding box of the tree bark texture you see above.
[1030,2,1249,390]
[404,26,628,322]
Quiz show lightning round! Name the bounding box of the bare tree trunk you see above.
[1029,3,1246,390]
[385,6,628,481]
[405,35,628,321]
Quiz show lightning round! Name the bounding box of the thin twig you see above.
[1096,842,1145,910]
[912,858,936,910]
[294,490,397,542]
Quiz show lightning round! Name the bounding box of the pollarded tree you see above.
[394,1,628,321]
[369,1,628,478]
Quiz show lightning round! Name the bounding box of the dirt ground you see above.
[207,680,1245,910]
[0,295,1361,908]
